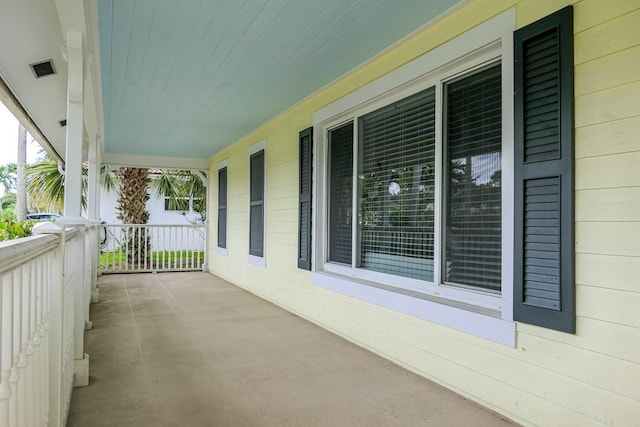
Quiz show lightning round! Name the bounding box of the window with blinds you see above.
[328,123,353,264]
[323,62,503,294]
[249,150,265,257]
[359,88,436,281]
[444,64,502,291]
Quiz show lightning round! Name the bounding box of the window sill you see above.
[247,254,265,267]
[216,247,228,256]
[311,271,516,346]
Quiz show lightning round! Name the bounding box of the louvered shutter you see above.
[298,127,313,270]
[249,150,265,257]
[218,167,227,249]
[514,6,575,333]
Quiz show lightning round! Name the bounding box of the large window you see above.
[321,61,503,297]
[312,8,578,343]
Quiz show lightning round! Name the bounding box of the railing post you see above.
[57,218,90,388]
[202,219,209,272]
[88,221,101,304]
[33,222,65,427]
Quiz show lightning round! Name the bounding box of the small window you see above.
[164,197,189,211]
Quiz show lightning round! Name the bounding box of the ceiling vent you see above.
[59,119,67,127]
[30,60,56,78]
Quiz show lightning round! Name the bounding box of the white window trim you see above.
[217,159,229,257]
[311,9,516,346]
[248,140,266,267]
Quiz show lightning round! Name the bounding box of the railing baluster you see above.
[14,267,25,427]
[18,265,33,425]
[1,273,12,426]
[180,227,184,271]
[3,270,22,425]
[98,224,206,273]
[34,258,42,426]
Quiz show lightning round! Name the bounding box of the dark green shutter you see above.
[249,150,265,257]
[298,127,313,270]
[218,167,227,249]
[513,6,575,333]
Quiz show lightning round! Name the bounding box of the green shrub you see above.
[0,220,35,242]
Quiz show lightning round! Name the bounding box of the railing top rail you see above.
[103,223,204,228]
[64,227,80,241]
[0,233,60,274]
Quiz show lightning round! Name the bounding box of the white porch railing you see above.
[0,222,91,427]
[100,224,206,273]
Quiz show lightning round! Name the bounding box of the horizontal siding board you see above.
[576,222,640,257]
[574,9,640,64]
[576,45,640,96]
[576,253,640,292]
[576,152,640,190]
[522,315,640,364]
[574,0,640,32]
[576,116,640,158]
[517,332,640,401]
[576,188,640,222]
[577,284,640,328]
[575,81,640,127]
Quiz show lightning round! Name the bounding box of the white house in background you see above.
[99,173,204,226]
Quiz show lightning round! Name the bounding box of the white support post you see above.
[63,30,90,388]
[201,172,209,272]
[63,30,84,219]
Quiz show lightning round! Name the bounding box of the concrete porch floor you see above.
[68,272,516,426]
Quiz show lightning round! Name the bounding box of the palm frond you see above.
[26,161,67,212]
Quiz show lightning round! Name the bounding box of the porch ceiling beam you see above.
[102,153,209,171]
[0,76,63,164]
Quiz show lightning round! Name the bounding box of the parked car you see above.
[26,213,62,222]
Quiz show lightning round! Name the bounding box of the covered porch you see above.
[68,271,514,426]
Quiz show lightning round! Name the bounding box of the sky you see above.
[0,101,43,165]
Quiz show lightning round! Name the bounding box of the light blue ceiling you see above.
[98,0,460,160]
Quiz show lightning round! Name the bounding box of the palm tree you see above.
[0,163,16,195]
[27,159,117,213]
[16,124,27,221]
[116,167,151,265]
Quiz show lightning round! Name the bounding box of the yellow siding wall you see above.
[208,1,640,425]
